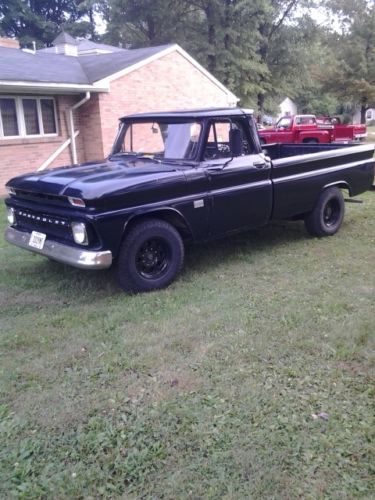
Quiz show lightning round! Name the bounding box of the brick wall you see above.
[91,50,234,160]
[0,94,85,192]
[79,93,105,162]
[0,37,20,49]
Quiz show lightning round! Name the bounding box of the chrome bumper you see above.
[4,226,112,270]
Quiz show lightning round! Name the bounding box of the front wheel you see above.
[304,187,345,237]
[117,218,184,293]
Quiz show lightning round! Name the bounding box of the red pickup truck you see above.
[259,114,367,144]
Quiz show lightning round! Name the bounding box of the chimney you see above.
[0,37,20,49]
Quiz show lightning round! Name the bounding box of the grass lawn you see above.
[0,193,374,498]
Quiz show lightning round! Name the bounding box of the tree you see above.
[103,0,193,47]
[0,0,100,47]
[323,0,375,122]
[104,0,271,106]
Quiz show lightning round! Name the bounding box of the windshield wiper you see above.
[108,152,136,159]
[136,154,162,164]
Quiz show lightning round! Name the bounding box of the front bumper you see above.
[4,226,112,270]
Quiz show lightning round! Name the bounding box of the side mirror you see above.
[229,128,243,157]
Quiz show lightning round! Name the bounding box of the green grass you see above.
[1,193,374,499]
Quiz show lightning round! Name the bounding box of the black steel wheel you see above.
[305,187,345,237]
[117,218,184,293]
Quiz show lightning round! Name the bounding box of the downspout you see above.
[67,91,91,164]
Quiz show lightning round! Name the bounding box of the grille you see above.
[14,208,73,241]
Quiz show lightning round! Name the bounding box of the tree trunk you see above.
[257,93,265,122]
[205,2,216,74]
[360,99,368,124]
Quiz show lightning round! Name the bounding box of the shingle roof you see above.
[0,43,173,85]
[79,45,172,82]
[0,46,90,84]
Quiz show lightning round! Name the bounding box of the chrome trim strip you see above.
[211,179,271,195]
[4,227,112,270]
[273,143,375,167]
[273,158,374,184]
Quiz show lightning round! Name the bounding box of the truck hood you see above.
[6,157,186,200]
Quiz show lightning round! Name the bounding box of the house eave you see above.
[0,81,109,94]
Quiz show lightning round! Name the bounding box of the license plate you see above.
[29,231,46,250]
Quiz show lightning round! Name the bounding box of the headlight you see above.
[6,207,16,225]
[71,222,88,245]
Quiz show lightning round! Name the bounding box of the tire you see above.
[117,218,184,293]
[304,187,345,237]
[303,138,319,144]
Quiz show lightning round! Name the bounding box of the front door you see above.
[202,118,273,236]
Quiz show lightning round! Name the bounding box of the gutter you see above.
[0,81,108,93]
[67,91,91,164]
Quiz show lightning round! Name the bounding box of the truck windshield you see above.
[112,120,202,161]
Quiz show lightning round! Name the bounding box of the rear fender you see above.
[323,181,352,196]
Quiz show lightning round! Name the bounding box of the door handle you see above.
[253,161,266,169]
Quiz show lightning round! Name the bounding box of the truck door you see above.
[203,118,273,236]
[273,116,294,142]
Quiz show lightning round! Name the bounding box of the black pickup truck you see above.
[4,108,375,293]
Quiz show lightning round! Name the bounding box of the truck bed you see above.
[264,143,375,220]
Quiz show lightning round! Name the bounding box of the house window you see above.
[0,96,57,138]
[0,98,19,136]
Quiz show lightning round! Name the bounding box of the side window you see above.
[277,117,292,129]
[205,121,231,159]
[204,119,253,160]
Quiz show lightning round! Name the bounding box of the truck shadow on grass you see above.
[33,220,309,297]
[185,220,308,273]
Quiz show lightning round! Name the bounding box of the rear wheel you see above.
[303,138,319,144]
[304,187,345,237]
[117,219,184,293]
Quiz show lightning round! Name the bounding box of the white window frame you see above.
[0,95,58,139]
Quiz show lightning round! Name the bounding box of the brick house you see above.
[0,33,238,193]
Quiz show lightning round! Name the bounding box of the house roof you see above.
[0,46,91,85]
[0,44,172,86]
[0,36,238,102]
